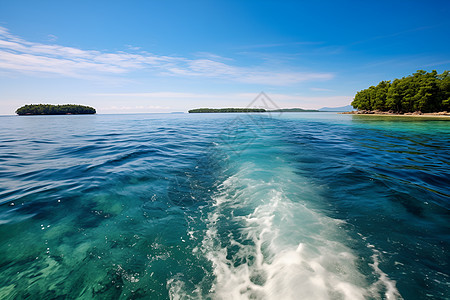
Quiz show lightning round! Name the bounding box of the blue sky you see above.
[0,0,449,114]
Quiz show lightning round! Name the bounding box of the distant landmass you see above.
[16,104,96,115]
[319,105,354,112]
[188,107,322,113]
[189,108,266,113]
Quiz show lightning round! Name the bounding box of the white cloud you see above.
[0,26,334,86]
[125,45,141,51]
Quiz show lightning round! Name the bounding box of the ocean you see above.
[0,112,448,299]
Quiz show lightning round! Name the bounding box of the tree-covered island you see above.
[188,108,319,113]
[16,104,96,115]
[351,70,449,113]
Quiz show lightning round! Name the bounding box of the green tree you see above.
[386,79,403,112]
[357,70,448,113]
[438,71,450,111]
[373,81,390,110]
[407,70,438,112]
[399,76,416,112]
[351,89,372,110]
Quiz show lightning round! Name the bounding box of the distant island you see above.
[351,70,449,113]
[189,108,266,113]
[16,104,96,115]
[188,108,320,113]
[319,105,354,112]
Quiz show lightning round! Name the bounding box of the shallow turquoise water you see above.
[0,113,448,299]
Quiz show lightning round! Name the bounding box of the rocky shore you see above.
[341,110,450,117]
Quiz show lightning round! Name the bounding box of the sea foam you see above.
[169,156,401,299]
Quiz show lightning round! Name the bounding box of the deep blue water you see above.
[0,113,448,299]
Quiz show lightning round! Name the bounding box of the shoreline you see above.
[340,111,450,118]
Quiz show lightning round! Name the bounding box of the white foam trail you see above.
[169,159,402,299]
[369,248,403,300]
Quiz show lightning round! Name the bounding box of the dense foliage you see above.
[189,108,266,113]
[351,70,450,113]
[16,104,96,115]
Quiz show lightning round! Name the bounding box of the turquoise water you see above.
[0,113,448,299]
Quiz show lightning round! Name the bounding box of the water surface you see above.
[0,113,448,299]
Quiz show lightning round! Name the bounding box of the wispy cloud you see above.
[165,59,333,85]
[423,60,450,67]
[0,26,333,85]
[0,27,178,78]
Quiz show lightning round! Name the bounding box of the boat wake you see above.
[169,155,402,299]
